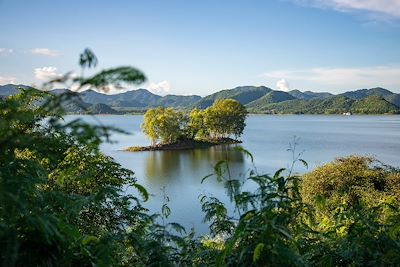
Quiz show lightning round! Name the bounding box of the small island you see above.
[124,99,248,151]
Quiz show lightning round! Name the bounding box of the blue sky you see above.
[0,0,399,95]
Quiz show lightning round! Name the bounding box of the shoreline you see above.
[123,138,242,152]
[66,112,400,116]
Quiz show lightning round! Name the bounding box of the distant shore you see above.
[68,112,400,116]
[124,137,241,152]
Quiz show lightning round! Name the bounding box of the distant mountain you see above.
[384,94,400,108]
[0,85,202,109]
[0,84,30,96]
[79,89,202,108]
[340,87,393,100]
[249,95,353,114]
[351,95,398,114]
[248,95,398,114]
[339,87,400,110]
[87,103,119,114]
[1,84,399,114]
[80,89,162,107]
[111,99,146,108]
[195,86,272,109]
[246,91,295,109]
[61,99,91,113]
[156,95,202,108]
[288,90,333,100]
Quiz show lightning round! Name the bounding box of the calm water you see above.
[65,115,400,234]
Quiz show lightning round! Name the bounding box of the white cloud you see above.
[148,80,171,95]
[34,66,62,81]
[294,0,400,19]
[263,66,400,91]
[31,48,60,57]
[0,76,17,85]
[0,48,13,55]
[276,79,290,91]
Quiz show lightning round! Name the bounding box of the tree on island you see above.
[141,99,248,145]
[141,107,185,145]
[203,99,247,139]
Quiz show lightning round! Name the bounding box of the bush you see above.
[299,156,400,266]
[300,155,400,210]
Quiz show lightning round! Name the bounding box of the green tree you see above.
[141,99,247,144]
[141,107,160,145]
[204,99,248,139]
[141,107,184,145]
[187,108,208,139]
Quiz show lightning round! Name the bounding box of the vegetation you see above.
[385,93,400,108]
[2,50,400,266]
[141,107,185,145]
[87,103,120,114]
[351,95,399,114]
[299,156,400,266]
[194,85,272,109]
[0,50,199,267]
[140,99,248,146]
[248,95,399,114]
[2,84,400,114]
[198,152,400,266]
[341,87,394,100]
[245,90,296,109]
[287,89,333,100]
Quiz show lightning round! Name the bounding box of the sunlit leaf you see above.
[253,243,264,262]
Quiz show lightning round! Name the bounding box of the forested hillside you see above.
[1,84,399,114]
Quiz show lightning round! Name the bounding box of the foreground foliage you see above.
[0,50,192,266]
[2,88,400,266]
[1,50,399,266]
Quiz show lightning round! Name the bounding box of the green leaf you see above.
[79,66,146,89]
[81,235,99,245]
[235,146,254,163]
[299,158,308,169]
[214,160,227,181]
[79,48,98,69]
[201,173,214,184]
[167,222,186,234]
[162,204,171,219]
[253,243,265,262]
[132,183,149,201]
[274,168,286,179]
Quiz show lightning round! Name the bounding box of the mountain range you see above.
[1,84,399,114]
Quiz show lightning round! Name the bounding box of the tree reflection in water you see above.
[144,144,248,187]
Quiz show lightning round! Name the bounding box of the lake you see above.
[65,114,400,234]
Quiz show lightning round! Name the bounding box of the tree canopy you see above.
[203,99,248,139]
[141,99,248,145]
[141,107,184,145]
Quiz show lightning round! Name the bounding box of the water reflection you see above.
[144,144,248,187]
